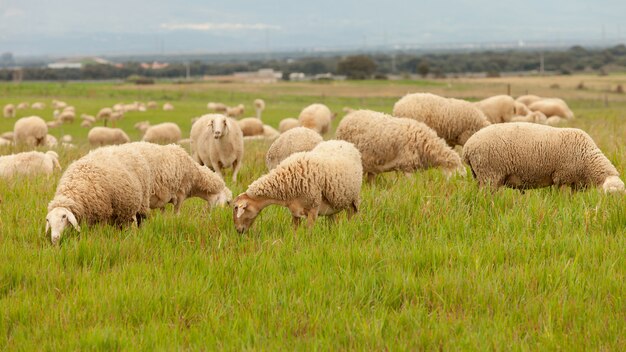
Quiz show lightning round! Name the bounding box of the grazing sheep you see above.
[109,111,124,127]
[51,100,67,109]
[232,140,363,233]
[132,142,232,212]
[97,107,113,125]
[463,122,624,193]
[278,118,300,133]
[147,101,158,110]
[190,114,244,182]
[298,103,334,135]
[141,122,182,144]
[336,110,466,181]
[46,121,62,129]
[13,116,48,147]
[226,104,245,118]
[254,99,265,120]
[45,134,58,147]
[392,92,490,147]
[262,125,280,140]
[56,110,75,124]
[209,102,227,112]
[163,102,174,111]
[474,95,516,124]
[528,98,574,120]
[510,111,548,124]
[1,131,14,141]
[516,94,543,106]
[265,127,323,170]
[31,102,45,110]
[514,101,531,116]
[87,127,130,146]
[81,120,93,128]
[45,146,152,245]
[0,151,61,178]
[238,117,264,136]
[17,102,29,110]
[81,114,96,123]
[3,104,16,118]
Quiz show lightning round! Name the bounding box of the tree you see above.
[337,55,377,79]
[417,59,430,78]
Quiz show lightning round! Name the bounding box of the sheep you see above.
[278,118,300,133]
[474,95,516,124]
[147,101,158,110]
[298,103,334,135]
[81,114,96,123]
[190,114,244,182]
[545,116,565,126]
[528,98,574,120]
[343,107,355,114]
[141,122,182,144]
[336,110,466,182]
[510,111,547,124]
[0,138,10,146]
[265,127,323,170]
[262,125,280,140]
[46,121,62,129]
[1,131,13,141]
[97,107,113,125]
[0,151,61,178]
[56,110,75,124]
[45,146,153,245]
[392,92,490,147]
[17,102,29,110]
[131,142,232,212]
[238,117,264,136]
[462,122,624,193]
[163,102,174,111]
[514,101,531,116]
[208,102,227,112]
[61,135,72,143]
[31,102,45,110]
[13,116,48,147]
[516,94,543,106]
[109,111,124,127]
[254,99,265,120]
[3,104,16,118]
[88,127,130,146]
[45,134,58,147]
[232,140,363,233]
[81,120,93,128]
[226,104,245,118]
[134,121,150,135]
[63,106,75,113]
[51,100,67,109]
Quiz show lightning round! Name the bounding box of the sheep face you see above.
[232,194,260,233]
[210,116,228,139]
[209,188,233,208]
[602,175,625,194]
[45,207,80,245]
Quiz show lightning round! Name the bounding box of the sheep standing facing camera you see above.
[463,122,624,193]
[232,140,362,233]
[336,110,466,181]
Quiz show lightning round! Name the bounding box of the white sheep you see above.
[163,102,174,111]
[97,107,113,125]
[0,137,10,146]
[81,114,96,123]
[51,100,67,109]
[336,110,466,182]
[298,103,334,135]
[45,134,58,147]
[254,99,265,120]
[31,102,45,110]
[0,151,61,178]
[88,127,130,146]
[514,101,531,116]
[147,101,158,110]
[392,92,491,147]
[13,116,48,147]
[463,122,624,193]
[278,118,300,133]
[3,104,16,118]
[474,95,516,124]
[528,98,574,120]
[226,104,245,118]
[190,114,244,182]
[238,117,264,136]
[56,110,75,124]
[516,94,543,106]
[139,122,182,144]
[265,127,323,170]
[232,140,363,233]
[17,102,29,110]
[1,131,13,141]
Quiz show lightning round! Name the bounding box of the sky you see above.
[0,0,624,57]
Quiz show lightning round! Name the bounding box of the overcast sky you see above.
[0,0,624,56]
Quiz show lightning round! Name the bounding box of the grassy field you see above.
[1,76,625,350]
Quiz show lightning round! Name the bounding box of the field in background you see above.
[1,76,625,350]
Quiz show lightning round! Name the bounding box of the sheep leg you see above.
[211,161,224,180]
[174,194,185,214]
[292,216,302,231]
[366,173,376,184]
[231,159,241,183]
[306,207,319,229]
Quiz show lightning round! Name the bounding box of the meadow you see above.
[0,75,625,350]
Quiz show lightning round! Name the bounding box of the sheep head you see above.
[45,207,80,245]
[210,115,228,139]
[602,175,625,194]
[232,193,261,234]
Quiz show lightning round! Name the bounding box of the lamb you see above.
[190,114,244,182]
[238,117,264,136]
[516,94,543,106]
[31,102,45,110]
[45,146,153,245]
[0,151,61,178]
[265,127,323,170]
[131,142,232,212]
[278,118,300,133]
[13,116,48,147]
[232,140,363,233]
[298,103,334,135]
[336,110,466,181]
[392,92,490,147]
[254,99,265,120]
[3,104,16,118]
[87,127,130,146]
[474,95,516,124]
[163,102,174,111]
[139,122,182,144]
[528,98,574,120]
[462,122,624,193]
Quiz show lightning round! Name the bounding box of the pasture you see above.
[1,76,625,350]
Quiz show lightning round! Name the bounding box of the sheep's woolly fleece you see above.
[247,140,363,213]
[88,127,130,146]
[463,122,623,192]
[278,118,300,133]
[265,127,323,170]
[392,92,490,147]
[13,116,48,147]
[141,122,182,144]
[336,110,465,177]
[298,103,333,135]
[474,95,516,124]
[0,151,60,178]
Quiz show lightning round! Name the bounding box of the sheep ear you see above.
[67,211,80,232]
[45,221,50,234]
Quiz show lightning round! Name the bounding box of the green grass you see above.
[1,81,625,350]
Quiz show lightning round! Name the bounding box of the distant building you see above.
[47,57,114,69]
[233,68,282,83]
[289,72,306,81]
[48,62,82,69]
[140,62,170,70]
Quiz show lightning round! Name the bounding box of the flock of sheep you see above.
[0,91,623,244]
